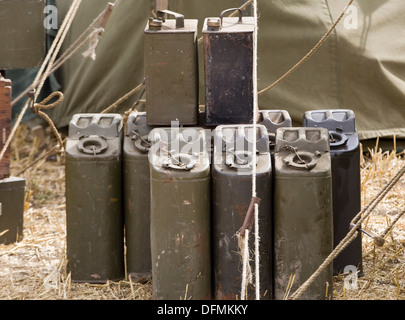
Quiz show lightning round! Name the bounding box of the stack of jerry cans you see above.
[65,114,125,283]
[203,9,258,126]
[274,127,333,300]
[212,124,273,300]
[123,112,156,282]
[149,127,211,300]
[144,10,199,126]
[303,110,362,275]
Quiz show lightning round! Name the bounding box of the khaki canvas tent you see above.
[9,0,405,140]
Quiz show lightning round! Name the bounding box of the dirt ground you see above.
[0,124,404,300]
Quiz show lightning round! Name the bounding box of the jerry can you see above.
[149,127,211,300]
[212,124,273,300]
[0,177,26,245]
[0,0,45,69]
[145,10,199,125]
[123,111,156,282]
[303,109,362,275]
[203,8,257,126]
[274,127,333,300]
[65,114,124,283]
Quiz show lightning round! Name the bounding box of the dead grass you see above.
[0,125,404,300]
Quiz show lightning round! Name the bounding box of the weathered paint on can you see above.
[212,124,273,300]
[149,127,211,300]
[274,127,333,300]
[65,114,125,283]
[303,109,362,276]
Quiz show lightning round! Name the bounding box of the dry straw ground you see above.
[0,124,404,300]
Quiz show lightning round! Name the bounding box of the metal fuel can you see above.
[0,177,26,245]
[123,111,156,282]
[149,127,211,300]
[145,10,199,125]
[65,114,124,283]
[274,127,333,300]
[203,8,257,126]
[0,0,45,69]
[212,124,273,300]
[303,109,362,275]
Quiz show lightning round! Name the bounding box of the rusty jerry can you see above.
[203,8,257,126]
[145,10,199,125]
[303,110,362,276]
[123,111,156,282]
[0,177,26,245]
[274,127,333,300]
[212,124,273,300]
[149,127,211,300]
[0,0,45,69]
[65,114,124,283]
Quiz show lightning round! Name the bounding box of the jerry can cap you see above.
[145,10,197,33]
[77,136,108,155]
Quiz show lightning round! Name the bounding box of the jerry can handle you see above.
[220,8,243,26]
[157,10,185,29]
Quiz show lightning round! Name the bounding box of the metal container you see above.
[0,0,45,69]
[212,124,273,300]
[0,177,26,245]
[65,113,124,283]
[203,8,257,126]
[0,77,11,180]
[303,109,362,275]
[145,10,199,125]
[274,127,333,300]
[149,127,211,300]
[123,111,156,282]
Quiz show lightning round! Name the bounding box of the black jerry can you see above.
[65,114,124,283]
[203,8,257,126]
[145,10,199,125]
[123,111,156,282]
[212,124,273,300]
[274,127,333,300]
[303,109,362,276]
[149,127,211,300]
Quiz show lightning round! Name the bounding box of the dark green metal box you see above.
[0,177,26,245]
